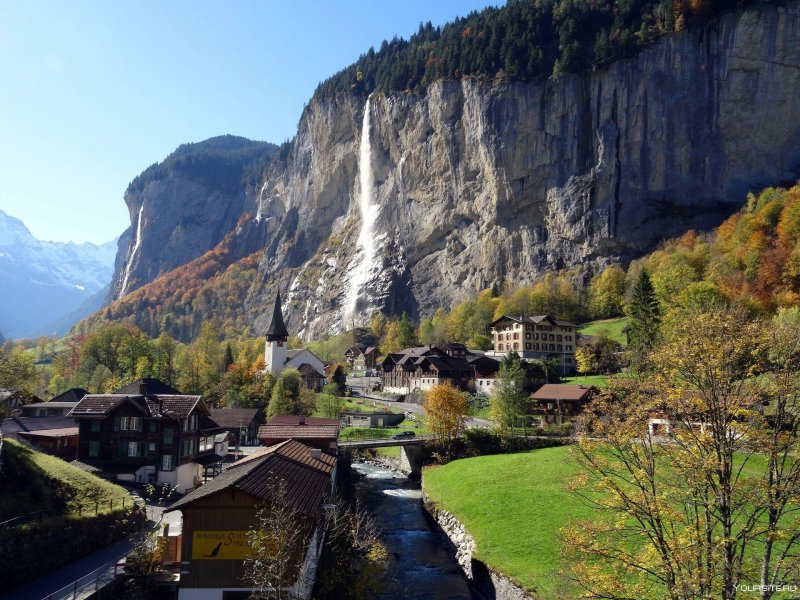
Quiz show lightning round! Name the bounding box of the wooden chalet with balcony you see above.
[68,378,219,493]
[378,345,498,394]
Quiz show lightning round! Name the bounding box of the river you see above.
[351,461,474,600]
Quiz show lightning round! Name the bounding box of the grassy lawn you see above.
[423,446,591,598]
[561,373,611,388]
[339,412,428,441]
[0,440,133,521]
[578,316,629,346]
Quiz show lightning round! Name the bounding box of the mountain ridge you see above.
[0,209,117,338]
[95,1,800,342]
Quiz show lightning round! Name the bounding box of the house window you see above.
[498,343,504,351]
[91,420,101,433]
[130,417,142,431]
[514,343,519,350]
[149,421,157,433]
[120,416,130,430]
[89,440,100,458]
[547,403,554,410]
[557,335,562,342]
[163,428,173,444]
[162,454,173,471]
[557,345,562,351]
[148,442,156,453]
[513,333,519,340]
[128,442,140,457]
[526,343,531,350]
[526,333,531,340]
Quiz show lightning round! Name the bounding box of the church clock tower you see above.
[264,291,289,376]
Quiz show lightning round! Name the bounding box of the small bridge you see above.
[337,435,435,449]
[337,436,435,477]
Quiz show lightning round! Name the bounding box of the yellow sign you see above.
[191,530,251,560]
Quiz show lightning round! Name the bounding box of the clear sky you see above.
[0,0,499,245]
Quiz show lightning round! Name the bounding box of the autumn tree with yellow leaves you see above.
[566,305,800,600]
[423,384,470,445]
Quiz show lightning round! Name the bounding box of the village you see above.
[0,291,604,600]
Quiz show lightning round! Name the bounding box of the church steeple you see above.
[265,291,289,342]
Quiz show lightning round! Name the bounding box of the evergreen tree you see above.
[626,269,662,362]
[491,351,529,435]
[223,343,234,371]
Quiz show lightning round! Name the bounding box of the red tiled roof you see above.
[267,416,340,426]
[258,424,340,441]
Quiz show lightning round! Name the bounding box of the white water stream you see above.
[118,203,144,299]
[344,96,380,323]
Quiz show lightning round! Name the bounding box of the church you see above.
[263,291,326,390]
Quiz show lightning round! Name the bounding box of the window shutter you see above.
[114,416,120,432]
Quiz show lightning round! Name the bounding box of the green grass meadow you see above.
[578,316,629,346]
[423,446,589,598]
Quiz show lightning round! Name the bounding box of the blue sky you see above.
[0,0,499,244]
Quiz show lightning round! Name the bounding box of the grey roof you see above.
[51,388,88,403]
[114,378,181,395]
[1,416,77,439]
[69,394,205,419]
[490,315,580,329]
[24,401,79,409]
[265,291,289,340]
[208,408,261,428]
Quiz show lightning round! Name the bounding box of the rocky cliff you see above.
[244,2,800,339]
[107,135,277,302]
[107,2,800,341]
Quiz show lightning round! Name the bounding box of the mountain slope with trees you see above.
[315,0,755,96]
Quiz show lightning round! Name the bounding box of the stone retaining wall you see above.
[423,497,535,600]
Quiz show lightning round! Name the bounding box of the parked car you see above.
[391,431,416,440]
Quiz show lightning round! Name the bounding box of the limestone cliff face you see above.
[107,136,276,302]
[247,2,800,339]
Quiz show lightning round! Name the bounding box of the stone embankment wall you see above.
[424,500,535,600]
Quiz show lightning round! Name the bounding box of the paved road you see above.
[0,536,133,600]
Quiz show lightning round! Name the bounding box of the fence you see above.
[41,557,122,600]
[0,509,58,530]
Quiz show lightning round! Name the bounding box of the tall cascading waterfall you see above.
[344,96,380,323]
[118,203,145,299]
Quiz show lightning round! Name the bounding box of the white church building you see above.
[264,291,326,390]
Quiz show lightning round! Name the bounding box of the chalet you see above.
[257,415,340,451]
[263,292,326,389]
[530,384,596,425]
[20,388,87,417]
[488,315,578,375]
[207,407,264,446]
[344,346,379,374]
[68,378,217,493]
[167,439,336,600]
[1,416,78,458]
[1,388,41,417]
[378,345,499,394]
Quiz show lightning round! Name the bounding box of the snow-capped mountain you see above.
[0,209,117,338]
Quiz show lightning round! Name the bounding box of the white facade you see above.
[158,461,201,493]
[285,349,325,377]
[264,338,288,376]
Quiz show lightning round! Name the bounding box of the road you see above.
[349,387,493,429]
[0,536,133,600]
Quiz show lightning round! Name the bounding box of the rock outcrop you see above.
[245,2,800,339]
[106,135,277,302]
[107,3,800,340]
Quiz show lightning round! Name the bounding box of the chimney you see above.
[309,448,322,460]
[139,381,148,396]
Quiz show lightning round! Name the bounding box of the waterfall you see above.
[118,203,145,299]
[345,97,379,323]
